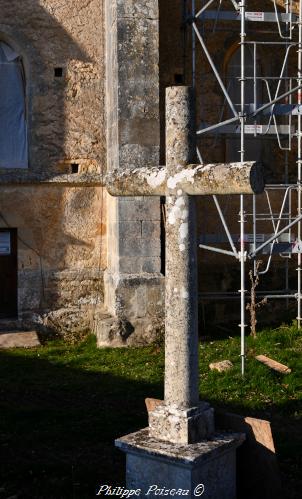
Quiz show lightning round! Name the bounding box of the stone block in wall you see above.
[142,221,161,239]
[109,221,142,240]
[135,285,148,318]
[119,236,160,258]
[116,0,158,19]
[117,198,161,222]
[117,256,161,274]
[18,271,43,311]
[119,145,159,169]
[141,257,162,274]
[120,119,160,148]
[147,285,165,317]
[104,271,164,320]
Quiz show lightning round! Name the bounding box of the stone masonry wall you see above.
[0,0,106,335]
[0,0,105,174]
[0,183,106,333]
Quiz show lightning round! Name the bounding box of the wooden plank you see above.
[256,354,291,373]
[215,411,282,499]
[145,398,162,413]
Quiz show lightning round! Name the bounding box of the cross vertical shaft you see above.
[165,86,199,408]
[149,87,215,444]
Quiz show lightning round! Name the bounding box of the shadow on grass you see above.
[0,350,163,499]
[0,342,301,499]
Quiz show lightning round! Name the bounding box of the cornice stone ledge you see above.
[0,172,103,186]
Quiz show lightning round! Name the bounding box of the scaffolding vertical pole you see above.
[239,0,246,376]
[253,41,257,277]
[183,0,188,84]
[192,0,196,88]
[285,0,290,310]
[192,0,204,164]
[298,0,302,328]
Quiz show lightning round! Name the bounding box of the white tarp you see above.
[0,41,28,168]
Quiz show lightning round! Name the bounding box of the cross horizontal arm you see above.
[106,166,167,196]
[106,161,264,197]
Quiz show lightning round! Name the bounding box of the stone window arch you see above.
[0,40,28,168]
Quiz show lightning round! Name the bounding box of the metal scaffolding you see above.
[188,0,302,374]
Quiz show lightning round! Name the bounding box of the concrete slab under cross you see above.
[107,86,264,445]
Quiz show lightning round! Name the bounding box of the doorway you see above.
[0,229,18,319]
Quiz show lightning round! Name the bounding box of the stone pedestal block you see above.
[115,428,245,499]
[149,402,215,444]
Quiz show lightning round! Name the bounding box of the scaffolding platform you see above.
[199,11,298,23]
[198,123,295,136]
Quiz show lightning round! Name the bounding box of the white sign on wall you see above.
[0,232,11,255]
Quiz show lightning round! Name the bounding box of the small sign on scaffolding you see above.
[245,12,265,22]
[244,124,263,134]
[292,240,302,253]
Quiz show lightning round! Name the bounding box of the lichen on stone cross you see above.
[106,86,264,445]
[106,161,264,197]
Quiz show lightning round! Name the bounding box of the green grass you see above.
[0,325,301,498]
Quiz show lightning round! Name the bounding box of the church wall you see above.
[0,0,298,339]
[0,185,106,329]
[0,0,106,334]
[0,0,105,172]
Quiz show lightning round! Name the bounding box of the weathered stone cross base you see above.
[116,429,245,499]
[149,402,214,444]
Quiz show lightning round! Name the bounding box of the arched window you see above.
[225,45,262,162]
[0,41,28,168]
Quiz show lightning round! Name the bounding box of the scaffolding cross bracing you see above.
[189,0,302,374]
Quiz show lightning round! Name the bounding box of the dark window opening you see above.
[174,73,184,85]
[54,67,63,78]
[160,197,166,275]
[0,228,18,319]
[71,163,79,174]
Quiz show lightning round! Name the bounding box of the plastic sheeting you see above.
[0,41,28,168]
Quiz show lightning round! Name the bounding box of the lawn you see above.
[0,325,301,499]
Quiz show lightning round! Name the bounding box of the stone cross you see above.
[107,86,264,445]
